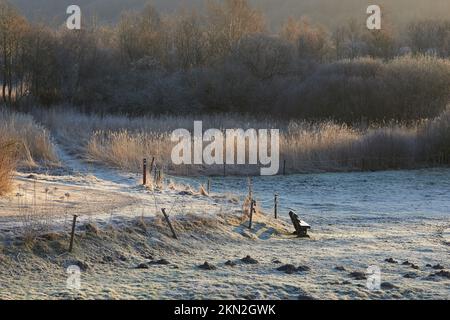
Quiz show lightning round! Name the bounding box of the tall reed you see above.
[34,107,450,175]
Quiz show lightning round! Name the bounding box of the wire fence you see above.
[4,151,450,243]
[135,150,450,177]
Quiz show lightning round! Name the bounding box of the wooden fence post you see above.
[207,178,211,194]
[248,200,256,229]
[283,160,286,175]
[150,157,155,180]
[274,194,278,219]
[161,208,178,239]
[143,158,147,185]
[69,215,78,252]
[248,177,253,199]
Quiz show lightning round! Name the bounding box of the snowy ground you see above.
[0,149,449,300]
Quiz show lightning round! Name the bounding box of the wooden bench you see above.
[289,211,311,238]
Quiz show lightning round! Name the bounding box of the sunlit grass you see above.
[35,107,450,175]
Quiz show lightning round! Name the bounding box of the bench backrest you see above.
[289,211,302,234]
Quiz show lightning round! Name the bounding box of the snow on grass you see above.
[0,147,449,300]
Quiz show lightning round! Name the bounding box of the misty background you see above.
[10,0,450,29]
[1,0,449,123]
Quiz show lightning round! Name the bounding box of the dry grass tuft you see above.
[0,110,59,168]
[199,185,209,196]
[0,109,59,196]
[0,141,17,195]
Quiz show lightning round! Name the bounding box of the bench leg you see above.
[297,228,310,238]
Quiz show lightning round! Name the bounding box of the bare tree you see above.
[205,0,266,63]
[24,25,60,105]
[172,10,206,70]
[117,3,165,65]
[234,34,293,80]
[331,19,368,59]
[0,0,29,105]
[280,17,330,62]
[408,19,450,57]
[364,7,396,60]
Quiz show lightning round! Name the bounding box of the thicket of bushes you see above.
[278,56,450,121]
[1,0,450,122]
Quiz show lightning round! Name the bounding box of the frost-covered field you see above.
[0,152,449,300]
